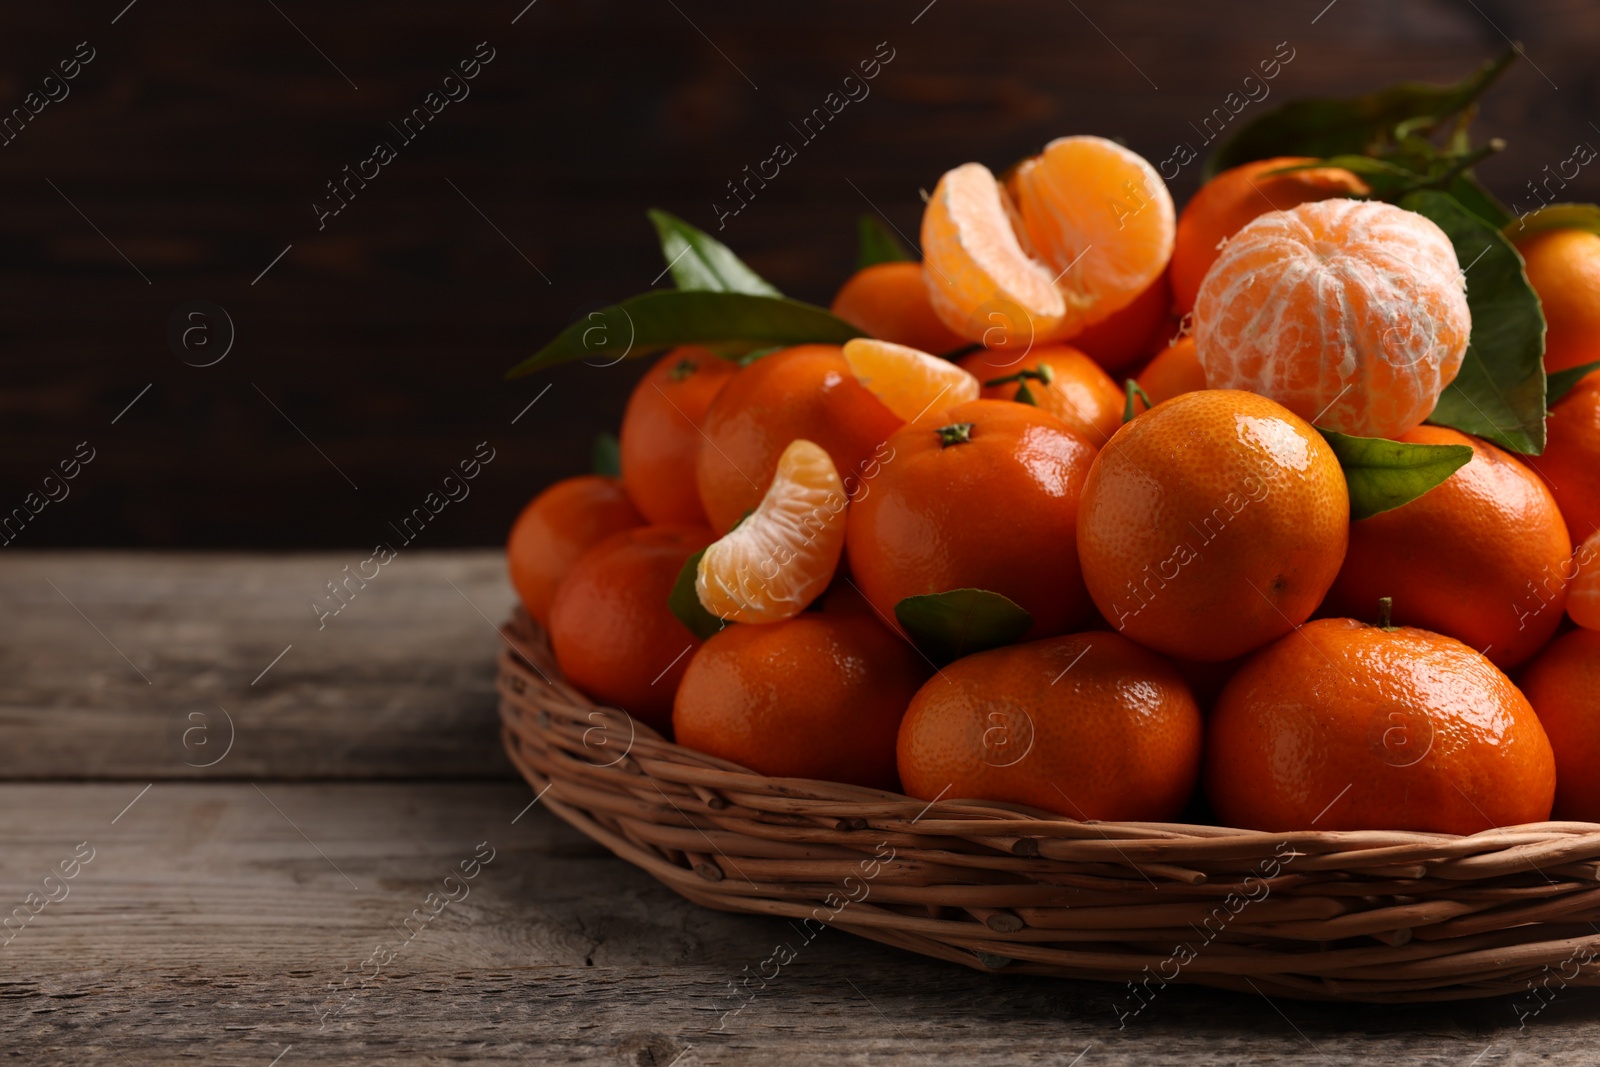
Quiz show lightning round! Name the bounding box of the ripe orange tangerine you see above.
[831,261,968,355]
[1518,629,1600,821]
[922,136,1175,347]
[1194,198,1471,439]
[846,399,1098,641]
[620,346,738,526]
[1539,369,1600,545]
[958,344,1123,445]
[696,439,847,624]
[506,475,643,629]
[842,337,980,423]
[1569,529,1600,630]
[896,631,1203,822]
[1515,228,1600,375]
[673,614,929,790]
[1171,156,1369,314]
[1076,389,1349,662]
[1207,615,1556,834]
[1069,269,1175,373]
[1133,336,1206,414]
[695,344,902,535]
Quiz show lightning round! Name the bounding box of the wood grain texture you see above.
[6,781,1600,1065]
[0,550,515,780]
[1,0,1597,546]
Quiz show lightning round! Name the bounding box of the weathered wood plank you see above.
[0,550,515,780]
[5,782,1598,1064]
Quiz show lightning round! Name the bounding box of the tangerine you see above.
[831,261,968,355]
[959,344,1123,445]
[1515,228,1600,374]
[1518,628,1600,822]
[1567,529,1600,630]
[1194,198,1471,439]
[1069,269,1175,373]
[1324,426,1572,669]
[1207,615,1556,834]
[896,631,1203,821]
[506,475,643,629]
[1171,156,1369,314]
[846,399,1098,641]
[1134,336,1206,413]
[1539,370,1600,545]
[619,346,738,525]
[695,344,902,534]
[547,524,714,732]
[1076,389,1348,662]
[673,614,928,790]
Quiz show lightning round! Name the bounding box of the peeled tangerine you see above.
[696,439,847,624]
[921,136,1175,348]
[1195,198,1470,440]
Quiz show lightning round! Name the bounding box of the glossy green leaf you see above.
[668,548,724,641]
[591,432,621,478]
[1204,48,1517,179]
[1316,429,1473,520]
[1504,202,1600,242]
[894,588,1032,665]
[647,209,781,296]
[508,291,866,378]
[857,214,913,269]
[1549,361,1600,406]
[1404,190,1548,454]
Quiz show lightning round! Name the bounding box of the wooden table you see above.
[5,550,1597,1064]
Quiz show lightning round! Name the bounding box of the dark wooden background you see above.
[3,0,1597,548]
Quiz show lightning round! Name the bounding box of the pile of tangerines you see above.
[508,125,1600,838]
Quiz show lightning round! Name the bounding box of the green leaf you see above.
[668,548,724,641]
[647,209,782,296]
[508,290,866,378]
[1204,48,1517,179]
[1504,202,1600,242]
[591,432,621,477]
[894,589,1032,665]
[1443,171,1513,229]
[1403,190,1548,454]
[1316,428,1473,520]
[1549,361,1600,406]
[856,214,913,269]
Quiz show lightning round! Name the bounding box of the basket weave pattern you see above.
[497,610,1600,1002]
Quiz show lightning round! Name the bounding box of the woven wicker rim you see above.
[496,610,1600,1003]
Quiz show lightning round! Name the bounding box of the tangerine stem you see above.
[1378,596,1394,630]
[983,364,1055,388]
[935,422,975,447]
[1122,379,1153,423]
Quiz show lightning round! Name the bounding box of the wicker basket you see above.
[497,610,1600,1003]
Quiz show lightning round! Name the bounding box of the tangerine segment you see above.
[843,338,981,423]
[1076,389,1349,662]
[1206,617,1556,834]
[896,631,1203,822]
[921,162,1068,344]
[1568,530,1600,630]
[1008,136,1176,333]
[697,439,847,624]
[1194,198,1471,439]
